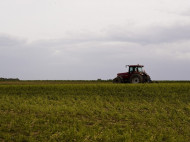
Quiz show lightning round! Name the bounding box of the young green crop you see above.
[0,82,190,141]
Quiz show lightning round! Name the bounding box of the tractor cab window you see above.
[129,66,143,73]
[129,67,134,72]
[138,67,143,72]
[134,67,138,72]
[129,67,138,72]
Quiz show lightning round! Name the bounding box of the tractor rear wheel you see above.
[130,74,143,83]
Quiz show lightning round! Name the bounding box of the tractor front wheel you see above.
[113,77,123,83]
[143,75,152,83]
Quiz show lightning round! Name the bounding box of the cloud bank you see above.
[0,26,190,80]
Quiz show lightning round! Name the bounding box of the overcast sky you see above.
[0,0,190,80]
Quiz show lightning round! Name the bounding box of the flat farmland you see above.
[0,82,190,142]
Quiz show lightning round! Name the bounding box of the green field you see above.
[0,81,190,141]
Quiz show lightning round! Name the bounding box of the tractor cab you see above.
[127,65,144,73]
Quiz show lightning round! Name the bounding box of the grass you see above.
[0,82,190,141]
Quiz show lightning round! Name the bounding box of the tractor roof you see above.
[126,64,144,67]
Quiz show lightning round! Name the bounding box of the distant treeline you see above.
[154,80,190,83]
[0,78,20,81]
[22,79,113,82]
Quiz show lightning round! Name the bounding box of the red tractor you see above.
[113,65,151,83]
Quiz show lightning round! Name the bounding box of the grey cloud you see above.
[0,34,25,47]
[16,23,190,48]
[107,24,190,44]
[32,24,190,46]
[180,9,190,16]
